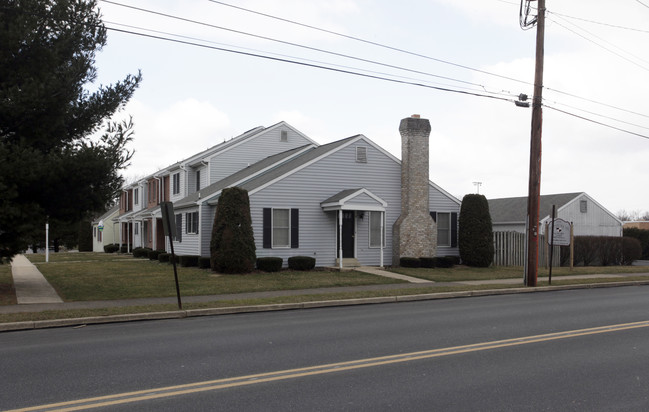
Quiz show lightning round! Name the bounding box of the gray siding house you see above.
[172,128,460,267]
[489,192,623,237]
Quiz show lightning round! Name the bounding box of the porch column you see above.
[338,210,343,270]
[380,210,384,268]
[127,222,131,253]
[152,218,157,250]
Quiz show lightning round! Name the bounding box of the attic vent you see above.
[280,130,288,142]
[580,200,587,213]
[356,146,367,163]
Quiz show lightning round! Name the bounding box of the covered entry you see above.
[321,188,387,269]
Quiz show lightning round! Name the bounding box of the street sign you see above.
[549,218,571,246]
[160,202,176,239]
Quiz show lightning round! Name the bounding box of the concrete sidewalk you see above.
[10,255,63,304]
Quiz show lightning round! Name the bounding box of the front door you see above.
[337,211,355,258]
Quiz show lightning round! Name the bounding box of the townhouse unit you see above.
[116,117,461,267]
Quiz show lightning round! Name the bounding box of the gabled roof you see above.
[92,205,119,225]
[488,192,584,223]
[206,135,361,205]
[321,188,387,212]
[174,143,316,209]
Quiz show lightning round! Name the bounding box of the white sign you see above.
[98,220,104,232]
[549,218,571,246]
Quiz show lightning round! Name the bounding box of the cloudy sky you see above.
[92,0,649,216]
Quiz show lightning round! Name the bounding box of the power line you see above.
[104,26,521,105]
[543,98,649,132]
[104,20,515,98]
[548,10,649,34]
[100,0,493,91]
[547,16,649,72]
[636,0,649,10]
[544,105,649,140]
[206,0,533,86]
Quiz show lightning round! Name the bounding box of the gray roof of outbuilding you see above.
[488,192,583,223]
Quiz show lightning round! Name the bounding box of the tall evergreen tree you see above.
[0,0,141,262]
[458,194,494,267]
[210,187,256,274]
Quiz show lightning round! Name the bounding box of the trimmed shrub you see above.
[624,228,649,259]
[458,194,493,267]
[168,254,180,265]
[288,256,316,271]
[257,257,283,272]
[435,256,456,268]
[198,257,211,269]
[104,244,119,253]
[400,257,420,268]
[210,187,256,274]
[133,247,152,258]
[120,245,128,253]
[148,249,164,261]
[180,255,199,267]
[622,237,642,265]
[419,257,436,268]
[158,253,170,263]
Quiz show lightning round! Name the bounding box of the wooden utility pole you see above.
[525,0,546,287]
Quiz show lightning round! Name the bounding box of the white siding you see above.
[173,207,200,256]
[545,194,622,237]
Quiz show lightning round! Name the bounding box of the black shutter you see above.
[451,212,458,248]
[430,211,437,222]
[291,209,299,248]
[263,208,271,248]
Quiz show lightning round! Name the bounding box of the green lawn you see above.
[0,264,16,305]
[26,253,402,301]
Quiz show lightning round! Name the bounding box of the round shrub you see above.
[180,255,199,267]
[120,245,128,253]
[133,247,152,258]
[257,257,283,272]
[400,257,420,268]
[198,257,211,269]
[158,253,170,263]
[622,237,642,265]
[148,249,164,260]
[435,256,456,268]
[419,257,436,268]
[288,256,316,271]
[103,244,119,253]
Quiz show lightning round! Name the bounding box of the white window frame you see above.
[134,222,139,235]
[134,188,139,205]
[368,211,385,248]
[172,173,180,195]
[272,208,290,248]
[186,211,199,234]
[437,212,451,247]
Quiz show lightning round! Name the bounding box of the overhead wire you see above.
[544,105,649,140]
[100,0,498,92]
[206,0,533,87]
[97,1,649,139]
[104,26,522,105]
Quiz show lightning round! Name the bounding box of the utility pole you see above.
[524,0,545,287]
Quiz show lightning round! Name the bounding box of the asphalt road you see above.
[3,286,649,411]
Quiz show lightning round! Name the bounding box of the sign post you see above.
[161,202,182,310]
[547,206,571,285]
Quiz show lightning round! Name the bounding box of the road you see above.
[3,286,649,411]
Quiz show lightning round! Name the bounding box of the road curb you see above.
[2,280,649,332]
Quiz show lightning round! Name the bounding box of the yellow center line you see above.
[9,319,649,412]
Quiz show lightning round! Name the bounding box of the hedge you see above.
[198,257,211,269]
[435,256,456,268]
[132,247,152,258]
[257,257,283,272]
[419,257,436,268]
[103,244,119,253]
[148,250,164,261]
[288,256,316,271]
[400,257,420,268]
[158,253,170,263]
[623,228,649,259]
[570,236,641,266]
[180,255,199,267]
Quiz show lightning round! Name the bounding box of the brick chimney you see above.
[393,115,437,263]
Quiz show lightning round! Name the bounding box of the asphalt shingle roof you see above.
[488,192,583,223]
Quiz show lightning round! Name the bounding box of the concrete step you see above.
[336,258,361,267]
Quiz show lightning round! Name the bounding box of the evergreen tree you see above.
[210,187,256,274]
[458,194,494,267]
[0,0,141,262]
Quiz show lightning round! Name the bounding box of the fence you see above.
[493,231,562,267]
